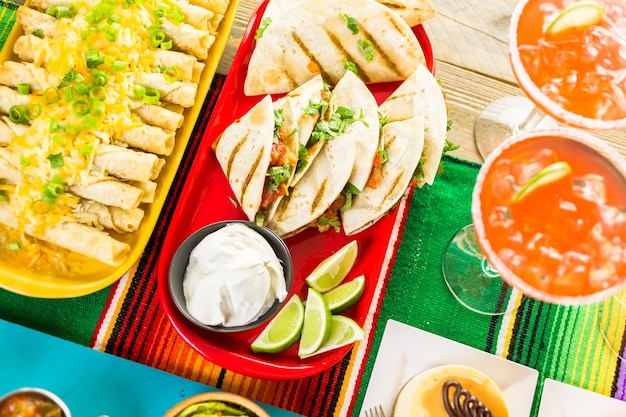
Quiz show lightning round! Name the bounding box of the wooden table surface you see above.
[218,0,626,164]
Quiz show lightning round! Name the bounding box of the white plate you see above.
[538,379,626,417]
[360,319,539,417]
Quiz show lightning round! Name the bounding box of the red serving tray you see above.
[157,0,435,380]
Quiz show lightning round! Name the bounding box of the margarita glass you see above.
[474,0,626,158]
[443,127,626,316]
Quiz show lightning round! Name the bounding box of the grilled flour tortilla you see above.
[266,72,378,237]
[263,0,436,28]
[334,71,380,192]
[341,65,448,235]
[274,74,326,187]
[341,116,425,235]
[244,0,426,96]
[378,64,448,186]
[212,95,299,223]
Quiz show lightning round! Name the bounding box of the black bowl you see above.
[168,220,293,333]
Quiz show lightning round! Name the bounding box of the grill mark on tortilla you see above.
[292,33,328,83]
[360,25,405,78]
[383,173,404,206]
[242,139,264,202]
[225,132,248,178]
[310,178,328,213]
[377,1,421,13]
[324,31,371,83]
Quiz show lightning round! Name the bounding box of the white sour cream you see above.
[182,223,288,327]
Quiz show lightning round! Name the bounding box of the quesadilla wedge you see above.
[244,0,426,96]
[378,64,448,186]
[341,116,425,235]
[262,0,436,28]
[212,95,299,224]
[266,72,374,237]
[261,97,300,224]
[333,71,380,194]
[274,74,328,187]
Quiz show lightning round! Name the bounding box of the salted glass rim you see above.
[508,0,626,131]
[471,127,626,305]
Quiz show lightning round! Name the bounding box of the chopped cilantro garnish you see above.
[267,163,292,190]
[318,215,340,232]
[378,146,388,164]
[358,39,375,62]
[273,109,284,142]
[255,17,272,39]
[340,182,361,212]
[295,144,309,174]
[343,58,358,75]
[340,13,359,34]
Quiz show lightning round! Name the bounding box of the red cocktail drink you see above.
[510,0,626,129]
[473,128,626,304]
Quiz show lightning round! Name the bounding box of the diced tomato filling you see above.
[260,141,291,209]
[366,153,384,190]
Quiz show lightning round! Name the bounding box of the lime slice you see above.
[299,315,365,359]
[512,161,572,203]
[251,294,304,354]
[323,275,365,313]
[545,0,604,37]
[298,288,332,358]
[305,240,358,293]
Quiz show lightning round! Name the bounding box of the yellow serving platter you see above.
[0,0,239,298]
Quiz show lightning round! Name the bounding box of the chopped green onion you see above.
[111,60,128,71]
[50,174,64,184]
[7,241,20,251]
[142,87,160,104]
[163,65,180,82]
[52,134,67,147]
[65,124,81,135]
[64,87,74,102]
[17,84,30,95]
[32,28,44,38]
[150,31,166,47]
[170,7,184,22]
[44,87,61,104]
[132,84,146,98]
[31,199,51,214]
[8,105,27,123]
[91,99,105,116]
[43,181,64,198]
[72,99,90,116]
[81,144,94,156]
[47,153,64,168]
[85,49,105,68]
[72,82,89,96]
[20,157,31,166]
[26,104,42,120]
[49,118,60,133]
[89,85,106,101]
[85,3,113,25]
[81,115,98,130]
[160,39,172,50]
[91,69,108,87]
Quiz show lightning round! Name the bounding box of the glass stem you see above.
[513,105,547,134]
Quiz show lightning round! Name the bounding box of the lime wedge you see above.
[305,240,358,293]
[323,275,365,313]
[299,315,365,359]
[512,161,572,203]
[298,288,332,358]
[251,294,304,354]
[545,0,604,37]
